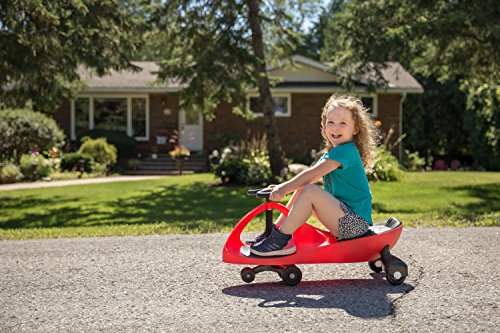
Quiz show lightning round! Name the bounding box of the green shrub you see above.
[213,133,273,185]
[46,158,61,172]
[403,149,426,171]
[60,153,94,173]
[19,154,52,180]
[92,163,109,175]
[368,146,404,182]
[77,137,117,167]
[36,157,52,178]
[245,151,272,186]
[214,154,272,186]
[20,154,35,179]
[20,154,37,179]
[79,130,136,157]
[0,163,22,184]
[214,158,249,184]
[0,109,65,161]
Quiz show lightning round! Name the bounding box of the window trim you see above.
[70,94,150,141]
[246,93,292,117]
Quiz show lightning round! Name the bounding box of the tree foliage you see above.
[0,0,146,112]
[403,77,468,160]
[323,0,499,85]
[462,82,500,170]
[320,0,500,169]
[150,0,319,177]
[296,0,345,61]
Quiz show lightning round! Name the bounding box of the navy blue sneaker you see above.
[250,226,296,257]
[244,231,267,245]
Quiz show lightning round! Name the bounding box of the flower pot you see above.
[176,158,185,175]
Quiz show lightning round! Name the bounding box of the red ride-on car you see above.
[222,188,408,286]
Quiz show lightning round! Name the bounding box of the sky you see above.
[302,0,330,32]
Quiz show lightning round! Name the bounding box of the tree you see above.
[320,0,500,169]
[152,0,319,178]
[323,0,499,85]
[0,0,146,112]
[403,77,468,161]
[295,0,346,61]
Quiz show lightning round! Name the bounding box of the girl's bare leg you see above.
[278,184,345,237]
[274,188,302,226]
[275,188,321,228]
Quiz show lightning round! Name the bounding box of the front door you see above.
[179,109,203,151]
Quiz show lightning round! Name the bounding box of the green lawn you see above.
[0,172,499,240]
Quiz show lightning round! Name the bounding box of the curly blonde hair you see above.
[320,95,380,172]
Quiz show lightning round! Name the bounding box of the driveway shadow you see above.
[222,273,413,318]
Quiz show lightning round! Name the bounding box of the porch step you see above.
[123,155,208,175]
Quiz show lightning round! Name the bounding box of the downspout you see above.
[399,93,407,162]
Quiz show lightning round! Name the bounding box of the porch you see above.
[122,153,208,175]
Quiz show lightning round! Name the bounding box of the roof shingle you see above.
[78,57,422,93]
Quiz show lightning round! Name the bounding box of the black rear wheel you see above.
[282,265,302,286]
[385,262,407,285]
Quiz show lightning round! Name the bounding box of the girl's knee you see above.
[300,184,320,198]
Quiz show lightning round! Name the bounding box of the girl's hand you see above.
[269,186,286,202]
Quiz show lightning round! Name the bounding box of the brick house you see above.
[54,55,423,161]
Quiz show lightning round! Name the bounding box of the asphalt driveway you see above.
[1,227,498,332]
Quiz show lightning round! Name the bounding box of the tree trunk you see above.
[247,0,285,179]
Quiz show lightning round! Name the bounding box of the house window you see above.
[132,98,147,137]
[360,95,378,116]
[361,97,373,113]
[71,95,149,141]
[248,94,291,117]
[184,109,200,125]
[74,98,90,138]
[94,98,128,132]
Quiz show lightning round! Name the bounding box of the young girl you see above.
[249,95,379,257]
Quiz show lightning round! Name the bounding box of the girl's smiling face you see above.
[324,107,358,146]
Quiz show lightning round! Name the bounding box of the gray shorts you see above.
[337,202,370,241]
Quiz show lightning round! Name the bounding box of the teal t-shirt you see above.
[320,141,373,225]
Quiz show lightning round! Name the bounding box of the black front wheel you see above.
[241,267,255,283]
[282,265,302,286]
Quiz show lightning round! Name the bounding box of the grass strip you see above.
[1,172,498,240]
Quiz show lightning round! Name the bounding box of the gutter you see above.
[399,93,407,162]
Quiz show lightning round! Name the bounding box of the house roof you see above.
[365,61,423,92]
[269,55,423,93]
[78,62,183,93]
[78,55,423,94]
